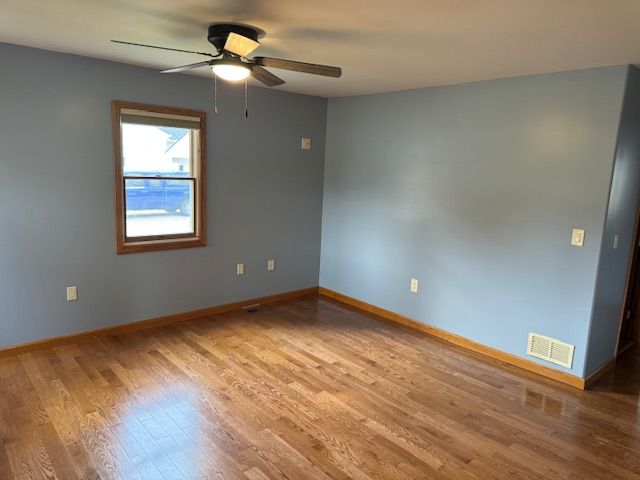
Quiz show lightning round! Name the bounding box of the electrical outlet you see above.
[613,234,620,249]
[267,259,275,271]
[236,263,245,275]
[410,278,419,293]
[66,286,77,301]
[301,137,311,150]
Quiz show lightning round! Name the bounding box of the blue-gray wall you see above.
[0,43,327,348]
[320,67,628,377]
[3,41,637,379]
[585,66,640,376]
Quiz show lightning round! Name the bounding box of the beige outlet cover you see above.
[571,228,585,247]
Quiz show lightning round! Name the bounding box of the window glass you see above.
[124,179,195,238]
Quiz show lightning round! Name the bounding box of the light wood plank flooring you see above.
[1,295,639,479]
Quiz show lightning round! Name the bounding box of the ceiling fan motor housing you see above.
[207,24,261,53]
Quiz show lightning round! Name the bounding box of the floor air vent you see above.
[527,333,574,369]
[242,303,262,313]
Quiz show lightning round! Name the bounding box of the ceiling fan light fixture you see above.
[113,23,342,90]
[211,59,251,81]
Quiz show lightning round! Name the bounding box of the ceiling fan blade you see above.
[224,32,260,57]
[251,65,285,87]
[161,61,212,74]
[111,40,217,58]
[254,57,341,78]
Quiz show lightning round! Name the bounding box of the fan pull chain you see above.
[244,79,249,119]
[213,74,219,116]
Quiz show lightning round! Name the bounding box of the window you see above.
[112,101,206,254]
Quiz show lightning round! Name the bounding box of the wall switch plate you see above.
[301,137,311,150]
[236,263,245,275]
[267,259,275,271]
[410,278,419,293]
[613,234,620,249]
[571,228,585,247]
[66,286,77,301]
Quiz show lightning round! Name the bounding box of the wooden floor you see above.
[1,296,640,480]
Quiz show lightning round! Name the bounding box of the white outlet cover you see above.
[236,263,245,275]
[410,278,419,293]
[267,259,275,271]
[301,137,311,150]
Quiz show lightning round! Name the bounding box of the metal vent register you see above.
[527,333,574,369]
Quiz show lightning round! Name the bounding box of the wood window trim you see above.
[112,100,207,254]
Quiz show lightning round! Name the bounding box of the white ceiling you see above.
[1,0,640,97]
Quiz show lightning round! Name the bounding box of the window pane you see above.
[121,123,194,176]
[125,179,195,238]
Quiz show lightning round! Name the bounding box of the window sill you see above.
[117,237,206,254]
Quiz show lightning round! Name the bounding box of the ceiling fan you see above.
[112,23,342,87]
